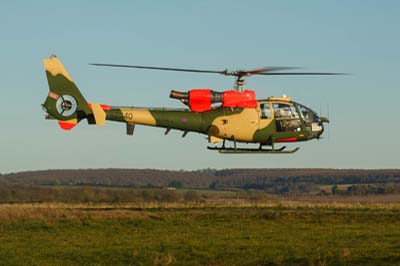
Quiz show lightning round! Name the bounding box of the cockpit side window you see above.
[273,103,299,119]
[273,103,302,132]
[260,103,271,119]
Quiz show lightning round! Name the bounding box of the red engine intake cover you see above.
[188,89,212,112]
[222,90,257,108]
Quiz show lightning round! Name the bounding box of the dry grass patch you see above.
[0,198,400,223]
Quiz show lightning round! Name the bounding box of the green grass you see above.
[0,204,399,266]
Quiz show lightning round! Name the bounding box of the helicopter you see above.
[42,55,340,154]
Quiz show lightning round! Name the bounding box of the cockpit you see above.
[260,100,326,139]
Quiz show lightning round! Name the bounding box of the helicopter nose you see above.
[317,122,324,139]
[316,117,330,139]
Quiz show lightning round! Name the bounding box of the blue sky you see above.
[1,1,399,173]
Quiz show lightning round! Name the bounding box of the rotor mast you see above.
[234,75,246,92]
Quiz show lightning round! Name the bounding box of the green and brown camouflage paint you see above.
[42,56,316,145]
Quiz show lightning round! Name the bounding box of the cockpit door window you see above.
[273,103,302,132]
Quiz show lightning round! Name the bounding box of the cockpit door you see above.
[272,103,302,133]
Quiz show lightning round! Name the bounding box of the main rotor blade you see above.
[236,67,300,76]
[90,63,225,74]
[90,63,346,76]
[256,72,347,76]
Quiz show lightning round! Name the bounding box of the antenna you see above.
[327,103,331,141]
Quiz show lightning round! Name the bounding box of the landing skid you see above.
[207,145,300,154]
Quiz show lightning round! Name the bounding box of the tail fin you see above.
[42,55,106,130]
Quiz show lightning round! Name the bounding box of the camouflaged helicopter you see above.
[42,55,339,154]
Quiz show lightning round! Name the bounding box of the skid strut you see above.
[207,146,299,154]
[207,137,300,154]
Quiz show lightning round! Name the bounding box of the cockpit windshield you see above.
[295,103,319,124]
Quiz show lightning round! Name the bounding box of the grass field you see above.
[0,200,399,266]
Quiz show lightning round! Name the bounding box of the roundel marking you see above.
[56,94,78,117]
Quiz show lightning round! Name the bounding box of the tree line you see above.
[1,168,400,195]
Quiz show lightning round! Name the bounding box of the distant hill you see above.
[2,169,400,195]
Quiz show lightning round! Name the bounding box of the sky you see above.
[1,1,399,173]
